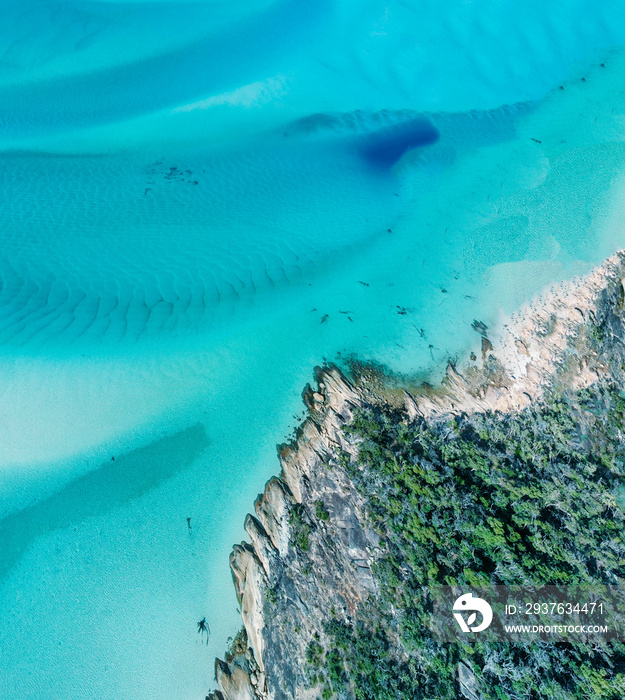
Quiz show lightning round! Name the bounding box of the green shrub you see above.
[315,500,330,521]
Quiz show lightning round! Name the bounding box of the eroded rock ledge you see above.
[209,251,625,700]
[208,364,378,700]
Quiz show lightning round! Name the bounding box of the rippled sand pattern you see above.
[0,106,529,347]
[0,144,399,345]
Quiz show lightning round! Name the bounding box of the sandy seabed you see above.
[2,1,625,697]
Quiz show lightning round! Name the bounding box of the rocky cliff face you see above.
[208,365,381,700]
[209,251,625,700]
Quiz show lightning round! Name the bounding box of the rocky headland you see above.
[209,252,625,700]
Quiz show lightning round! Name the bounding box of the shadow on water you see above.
[0,423,209,580]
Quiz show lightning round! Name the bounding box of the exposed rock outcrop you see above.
[209,366,379,700]
[406,252,625,418]
[210,251,625,700]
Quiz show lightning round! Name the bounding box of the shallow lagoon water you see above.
[3,1,625,697]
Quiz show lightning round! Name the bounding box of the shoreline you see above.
[209,250,625,700]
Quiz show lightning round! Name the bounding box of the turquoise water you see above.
[2,1,625,697]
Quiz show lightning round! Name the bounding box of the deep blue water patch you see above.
[359,118,440,168]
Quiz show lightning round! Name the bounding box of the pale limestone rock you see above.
[254,478,292,556]
[216,658,256,700]
[244,515,279,586]
[403,390,420,420]
[229,545,267,675]
[458,661,480,700]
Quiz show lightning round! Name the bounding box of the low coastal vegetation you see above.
[307,381,625,699]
